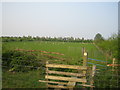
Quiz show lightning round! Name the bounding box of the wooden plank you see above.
[91,65,96,77]
[45,75,87,83]
[77,84,95,87]
[47,84,68,89]
[107,64,120,66]
[46,64,87,70]
[38,80,68,85]
[46,61,49,89]
[90,65,96,87]
[67,76,77,88]
[67,81,76,88]
[47,70,85,77]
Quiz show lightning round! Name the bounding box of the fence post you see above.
[46,61,49,90]
[112,58,115,71]
[90,65,96,90]
[83,51,88,66]
[105,52,108,65]
[82,49,88,88]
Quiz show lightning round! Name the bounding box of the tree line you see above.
[94,33,119,59]
[2,36,93,43]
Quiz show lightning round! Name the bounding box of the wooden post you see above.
[82,49,88,89]
[112,58,115,71]
[83,52,88,66]
[90,65,96,90]
[105,52,108,65]
[90,65,96,84]
[46,61,49,90]
[82,47,87,56]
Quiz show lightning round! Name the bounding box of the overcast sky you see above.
[1,1,118,39]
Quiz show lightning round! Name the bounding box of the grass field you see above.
[2,41,111,88]
[2,41,106,63]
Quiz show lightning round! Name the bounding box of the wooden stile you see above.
[39,51,96,90]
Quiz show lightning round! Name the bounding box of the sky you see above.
[1,1,118,39]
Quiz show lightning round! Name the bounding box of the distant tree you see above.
[82,37,84,41]
[2,36,93,43]
[94,33,104,43]
[108,33,118,40]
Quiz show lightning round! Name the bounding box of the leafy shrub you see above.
[2,50,41,72]
[2,50,17,67]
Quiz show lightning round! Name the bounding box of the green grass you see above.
[2,41,107,64]
[2,41,110,88]
[2,69,46,88]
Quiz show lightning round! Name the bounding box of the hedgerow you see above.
[94,33,118,59]
[2,50,42,72]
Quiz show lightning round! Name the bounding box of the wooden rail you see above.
[47,84,68,89]
[107,64,120,66]
[47,70,85,77]
[45,75,87,83]
[38,80,68,85]
[46,64,87,70]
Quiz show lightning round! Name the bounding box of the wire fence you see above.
[88,58,109,62]
[87,57,119,88]
[87,62,106,67]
